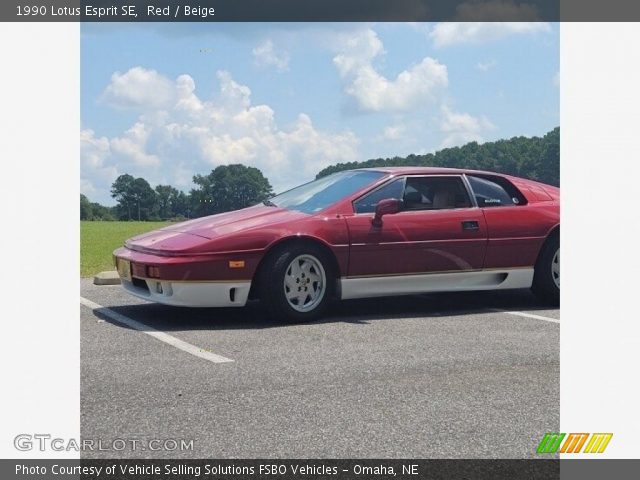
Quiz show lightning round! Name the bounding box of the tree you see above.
[111,174,157,220]
[105,165,272,221]
[130,177,157,220]
[90,202,115,220]
[538,127,560,186]
[80,194,116,220]
[316,127,560,187]
[172,191,191,219]
[110,174,136,220]
[80,194,92,220]
[191,164,272,217]
[155,184,180,220]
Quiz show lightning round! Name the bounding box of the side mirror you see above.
[372,198,400,227]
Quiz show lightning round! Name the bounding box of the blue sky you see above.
[81,22,559,205]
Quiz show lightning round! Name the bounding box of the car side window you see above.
[353,178,404,213]
[402,176,472,211]
[467,175,521,207]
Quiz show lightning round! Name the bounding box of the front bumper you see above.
[121,277,251,307]
[113,246,256,307]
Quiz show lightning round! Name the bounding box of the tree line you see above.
[81,127,559,221]
[317,127,559,186]
[80,164,272,221]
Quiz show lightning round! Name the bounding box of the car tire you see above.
[259,244,335,322]
[532,233,559,306]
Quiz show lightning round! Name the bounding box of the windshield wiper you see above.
[262,199,278,207]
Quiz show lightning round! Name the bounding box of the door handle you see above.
[461,220,479,231]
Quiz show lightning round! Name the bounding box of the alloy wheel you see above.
[283,254,326,312]
[552,249,560,288]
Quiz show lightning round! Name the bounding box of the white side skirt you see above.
[339,268,534,300]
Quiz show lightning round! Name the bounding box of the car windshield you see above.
[268,170,386,214]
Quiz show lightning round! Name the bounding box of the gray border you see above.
[0,1,570,22]
[5,1,640,23]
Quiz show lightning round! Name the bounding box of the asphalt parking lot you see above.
[80,278,559,459]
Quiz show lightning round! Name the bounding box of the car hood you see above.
[126,205,307,254]
[160,205,308,239]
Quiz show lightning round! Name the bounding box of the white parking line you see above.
[490,308,560,324]
[80,297,234,364]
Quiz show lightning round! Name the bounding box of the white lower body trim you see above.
[121,279,251,307]
[339,268,534,300]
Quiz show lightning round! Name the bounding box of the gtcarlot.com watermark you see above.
[14,434,194,452]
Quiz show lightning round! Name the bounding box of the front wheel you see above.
[532,234,560,306]
[259,245,335,322]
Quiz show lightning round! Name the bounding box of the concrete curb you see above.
[94,270,121,285]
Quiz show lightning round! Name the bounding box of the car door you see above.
[466,174,554,269]
[345,175,488,277]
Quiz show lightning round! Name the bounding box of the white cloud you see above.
[110,122,160,167]
[252,39,290,72]
[80,178,97,197]
[278,114,359,178]
[101,66,175,109]
[80,129,110,168]
[217,70,252,111]
[553,70,560,88]
[175,74,204,113]
[476,59,497,72]
[440,106,495,148]
[83,67,359,203]
[379,124,407,141]
[333,29,448,113]
[431,22,550,48]
[80,129,119,199]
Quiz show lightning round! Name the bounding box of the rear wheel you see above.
[532,234,560,306]
[259,244,335,322]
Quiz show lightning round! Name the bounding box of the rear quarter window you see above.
[467,175,527,207]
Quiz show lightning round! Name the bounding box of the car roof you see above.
[353,166,505,177]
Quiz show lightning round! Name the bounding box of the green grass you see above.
[81,221,170,277]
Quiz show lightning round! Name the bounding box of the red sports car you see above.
[114,167,559,322]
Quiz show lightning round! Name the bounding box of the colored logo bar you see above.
[537,433,613,454]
